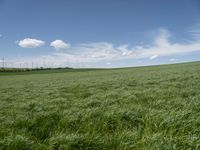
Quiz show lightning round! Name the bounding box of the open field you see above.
[0,62,200,149]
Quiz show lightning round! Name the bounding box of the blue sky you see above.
[0,0,200,68]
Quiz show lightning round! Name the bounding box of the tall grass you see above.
[0,62,200,149]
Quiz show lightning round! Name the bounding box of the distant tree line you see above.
[0,67,73,72]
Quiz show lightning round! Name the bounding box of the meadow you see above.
[0,62,200,149]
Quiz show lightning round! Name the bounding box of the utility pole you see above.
[31,62,34,70]
[43,57,45,68]
[2,56,4,69]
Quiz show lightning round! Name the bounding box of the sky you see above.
[0,0,200,68]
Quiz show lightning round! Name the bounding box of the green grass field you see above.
[0,62,200,149]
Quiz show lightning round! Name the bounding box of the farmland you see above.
[0,61,200,149]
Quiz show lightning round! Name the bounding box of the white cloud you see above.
[154,28,171,47]
[18,38,45,48]
[117,45,133,56]
[149,54,159,60]
[169,58,176,62]
[45,29,200,65]
[0,34,2,37]
[50,40,70,51]
[10,28,200,68]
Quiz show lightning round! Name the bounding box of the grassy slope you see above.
[0,62,200,149]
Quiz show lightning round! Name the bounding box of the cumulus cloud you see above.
[50,40,70,51]
[10,28,200,68]
[18,38,45,48]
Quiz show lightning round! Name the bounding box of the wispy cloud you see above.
[149,54,159,60]
[189,30,200,40]
[17,38,45,48]
[188,23,200,40]
[12,28,200,67]
[169,58,177,62]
